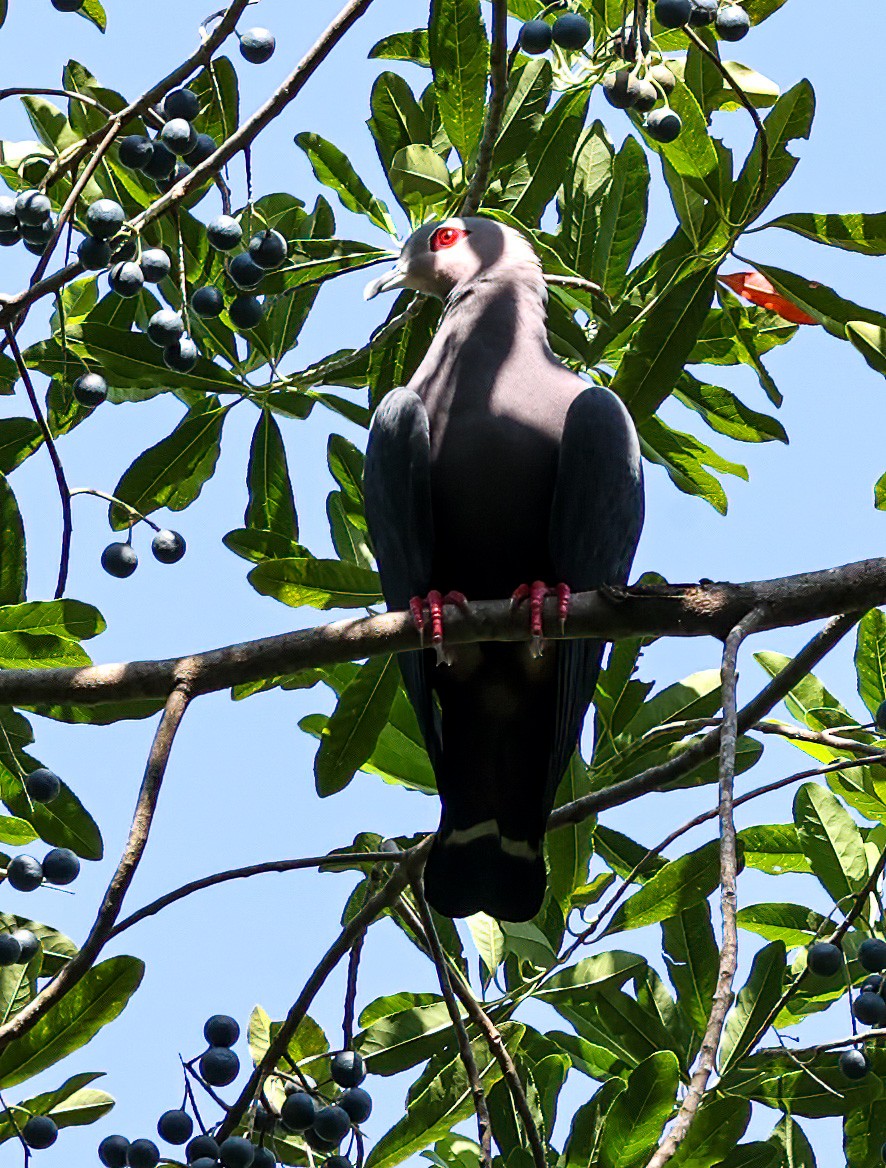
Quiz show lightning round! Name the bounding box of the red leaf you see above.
[719,271,818,326]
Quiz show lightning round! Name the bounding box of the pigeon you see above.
[363,217,644,921]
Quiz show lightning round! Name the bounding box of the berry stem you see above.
[69,487,162,533]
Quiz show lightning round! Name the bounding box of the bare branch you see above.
[460,0,509,217]
[412,881,493,1168]
[342,929,366,1051]
[645,606,769,1168]
[0,684,192,1052]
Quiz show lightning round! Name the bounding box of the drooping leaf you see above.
[314,655,400,796]
[356,993,453,1076]
[428,0,488,164]
[249,558,382,610]
[245,410,298,541]
[604,840,724,935]
[731,80,815,224]
[294,132,397,235]
[793,781,869,905]
[0,476,26,605]
[662,902,719,1039]
[597,1051,679,1168]
[591,135,649,297]
[721,1049,880,1117]
[720,942,787,1071]
[670,1097,752,1168]
[856,608,886,720]
[736,902,830,949]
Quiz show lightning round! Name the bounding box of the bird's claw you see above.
[511,581,571,657]
[409,590,469,666]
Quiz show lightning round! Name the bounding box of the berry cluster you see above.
[275,1051,372,1157]
[101,528,186,580]
[0,926,40,969]
[3,847,80,894]
[806,937,886,1082]
[0,189,59,256]
[517,2,751,144]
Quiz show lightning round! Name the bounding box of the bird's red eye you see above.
[430,225,467,252]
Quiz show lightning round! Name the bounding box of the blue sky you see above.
[1,0,885,1163]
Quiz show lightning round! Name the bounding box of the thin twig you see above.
[412,881,493,1168]
[645,606,769,1168]
[0,88,118,119]
[342,929,366,1050]
[4,327,72,599]
[0,1090,30,1164]
[0,685,192,1051]
[70,487,162,533]
[461,0,509,217]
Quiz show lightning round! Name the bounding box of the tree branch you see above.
[412,880,493,1168]
[645,606,768,1168]
[460,0,509,217]
[0,566,875,709]
[0,684,192,1051]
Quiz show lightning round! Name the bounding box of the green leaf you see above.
[494,59,553,171]
[604,840,723,935]
[546,755,594,912]
[537,951,646,1005]
[0,816,38,845]
[0,418,42,475]
[314,655,400,796]
[856,609,886,720]
[369,29,431,66]
[794,781,869,905]
[720,942,786,1071]
[721,1049,881,1117]
[356,993,453,1076]
[369,72,432,177]
[736,902,830,949]
[662,903,719,1038]
[390,144,453,205]
[670,1097,752,1168]
[732,80,815,224]
[0,600,105,641]
[0,956,143,1088]
[0,1073,114,1144]
[428,0,488,164]
[506,89,590,226]
[638,82,719,188]
[675,374,787,445]
[224,528,309,565]
[0,476,25,605]
[847,321,886,381]
[294,132,397,235]
[714,1143,779,1168]
[559,121,613,277]
[245,410,298,541]
[612,268,716,421]
[110,397,229,529]
[844,1101,886,1168]
[591,135,649,297]
[77,0,107,31]
[764,210,886,256]
[598,1051,679,1168]
[639,415,746,514]
[769,1115,816,1168]
[249,558,382,610]
[738,823,811,874]
[466,913,504,977]
[365,1025,522,1168]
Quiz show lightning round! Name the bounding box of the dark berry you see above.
[51,0,84,9]
[859,938,886,973]
[160,118,198,158]
[855,991,886,1026]
[280,1091,315,1132]
[807,941,844,978]
[78,236,112,270]
[73,371,108,407]
[15,190,51,227]
[164,88,201,122]
[156,162,192,194]
[207,215,243,251]
[655,0,692,26]
[551,13,591,49]
[151,530,186,564]
[312,1106,351,1145]
[603,70,642,109]
[0,933,22,966]
[0,230,19,247]
[99,1136,131,1168]
[716,4,750,39]
[191,1160,219,1168]
[192,285,224,318]
[22,1116,58,1149]
[147,309,185,347]
[11,928,40,962]
[139,248,171,283]
[101,543,138,579]
[876,700,886,731]
[229,295,264,331]
[840,1047,871,1080]
[220,1137,255,1168]
[185,133,217,166]
[239,28,276,64]
[304,1130,339,1153]
[331,1051,366,1088]
[325,1159,351,1168]
[633,79,658,112]
[25,767,61,803]
[157,1110,193,1145]
[0,195,18,231]
[119,135,153,169]
[163,336,200,373]
[204,1013,240,1047]
[645,109,683,143]
[648,63,677,94]
[519,20,552,54]
[140,141,177,180]
[248,230,288,270]
[6,855,43,892]
[689,0,718,23]
[86,199,125,240]
[339,1087,372,1124]
[229,253,264,289]
[186,1135,220,1163]
[252,1150,276,1168]
[114,240,138,266]
[613,23,651,58]
[20,218,55,246]
[110,261,145,298]
[127,1138,160,1168]
[42,847,80,886]
[200,1046,240,1086]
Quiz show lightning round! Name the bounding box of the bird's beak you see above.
[364,263,410,301]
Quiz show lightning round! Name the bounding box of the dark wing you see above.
[548,386,645,791]
[363,388,440,765]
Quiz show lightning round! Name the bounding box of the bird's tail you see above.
[423,819,546,922]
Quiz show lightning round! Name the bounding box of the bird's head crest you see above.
[364,217,541,301]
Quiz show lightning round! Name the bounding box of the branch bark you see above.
[0,564,876,708]
[460,0,509,217]
[0,684,191,1051]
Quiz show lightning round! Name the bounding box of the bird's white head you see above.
[364,216,542,301]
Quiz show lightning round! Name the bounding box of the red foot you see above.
[511,581,571,657]
[409,590,469,664]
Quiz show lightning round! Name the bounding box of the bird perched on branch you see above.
[363,217,644,922]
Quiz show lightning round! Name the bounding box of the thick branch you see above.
[460,0,508,217]
[645,606,768,1168]
[0,564,877,708]
[0,685,191,1051]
